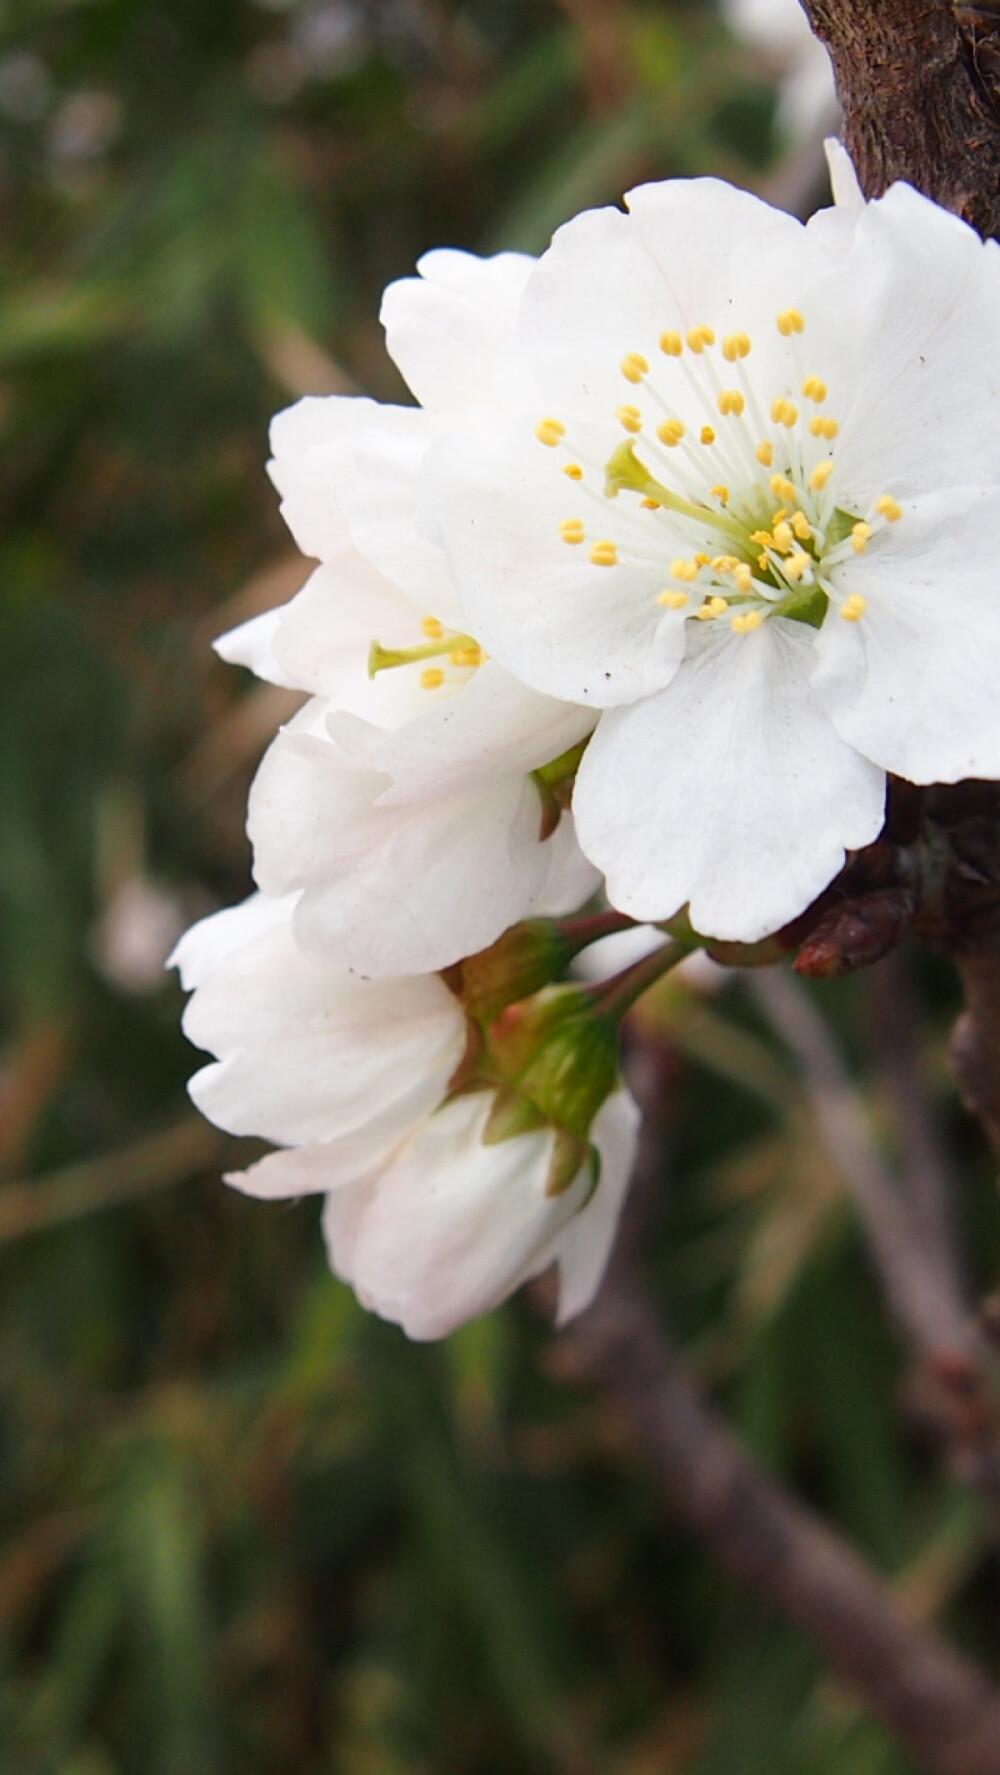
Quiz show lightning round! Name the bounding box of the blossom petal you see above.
[572,619,885,941]
[321,1092,589,1340]
[554,1088,641,1323]
[813,487,1000,782]
[380,247,534,412]
[268,395,431,562]
[168,892,297,991]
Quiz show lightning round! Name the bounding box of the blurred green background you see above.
[1,1,997,1770]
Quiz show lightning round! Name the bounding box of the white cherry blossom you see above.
[423,174,1000,942]
[231,1088,641,1341]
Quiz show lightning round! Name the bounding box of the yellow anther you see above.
[772,521,793,554]
[450,646,483,668]
[810,460,835,491]
[641,497,660,509]
[722,332,752,362]
[712,556,739,573]
[840,594,867,622]
[769,474,798,504]
[875,495,903,522]
[707,596,729,615]
[801,376,827,402]
[659,330,684,357]
[694,553,711,567]
[757,554,770,571]
[717,389,745,417]
[809,416,839,440]
[791,511,813,541]
[670,558,700,582]
[783,552,811,583]
[421,616,444,640]
[777,308,805,336]
[616,404,642,434]
[771,398,799,428]
[732,609,764,634]
[590,540,619,567]
[686,324,716,353]
[620,352,649,384]
[711,485,730,505]
[560,519,586,544]
[700,425,716,446]
[421,667,446,690]
[771,509,788,524]
[657,419,686,447]
[851,522,873,554]
[535,418,566,447]
[658,589,689,609]
[732,563,754,593]
[756,440,774,467]
[693,604,718,621]
[562,462,584,481]
[750,530,773,549]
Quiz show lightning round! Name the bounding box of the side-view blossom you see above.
[422,172,1000,942]
[231,1087,640,1342]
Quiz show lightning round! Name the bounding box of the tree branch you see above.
[799,0,1000,235]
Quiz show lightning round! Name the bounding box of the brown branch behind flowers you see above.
[799,0,1000,237]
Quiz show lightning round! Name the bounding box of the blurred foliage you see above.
[0,1,998,1770]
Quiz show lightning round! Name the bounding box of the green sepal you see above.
[481,1086,548,1145]
[459,923,579,1026]
[545,1129,598,1198]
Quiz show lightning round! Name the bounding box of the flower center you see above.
[536,309,904,634]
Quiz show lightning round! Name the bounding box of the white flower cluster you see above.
[176,143,1000,1338]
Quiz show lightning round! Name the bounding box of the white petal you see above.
[530,813,603,916]
[371,660,595,803]
[268,395,432,562]
[224,1140,383,1201]
[825,138,864,212]
[182,919,464,1147]
[214,608,301,689]
[813,487,1000,782]
[321,1092,588,1340]
[380,247,534,412]
[573,619,885,942]
[168,891,297,990]
[339,423,466,627]
[555,1088,641,1323]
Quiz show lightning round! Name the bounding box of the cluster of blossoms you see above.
[175,141,1000,1339]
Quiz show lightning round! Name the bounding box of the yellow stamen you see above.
[791,511,813,541]
[732,563,754,593]
[777,309,805,336]
[712,555,739,572]
[875,495,903,522]
[670,558,700,582]
[421,616,444,640]
[771,398,799,428]
[711,485,730,505]
[770,474,798,504]
[536,418,565,447]
[693,605,717,621]
[732,609,764,633]
[851,522,873,554]
[620,352,649,384]
[616,404,642,434]
[840,594,867,622]
[562,462,584,481]
[772,521,793,554]
[657,419,686,447]
[694,554,711,566]
[700,425,716,446]
[757,553,770,570]
[560,519,585,544]
[686,324,716,353]
[756,440,774,467]
[659,330,684,357]
[810,460,835,491]
[641,496,660,509]
[750,529,773,549]
[590,540,618,567]
[449,646,483,668]
[658,589,689,609]
[421,668,445,690]
[801,376,827,402]
[722,332,752,362]
[810,416,839,440]
[783,552,811,583]
[707,596,729,615]
[717,389,745,417]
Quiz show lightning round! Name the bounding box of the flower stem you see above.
[589,936,699,1021]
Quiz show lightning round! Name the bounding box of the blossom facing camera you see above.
[424,175,1000,942]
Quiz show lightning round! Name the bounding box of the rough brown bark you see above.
[800,0,1000,235]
